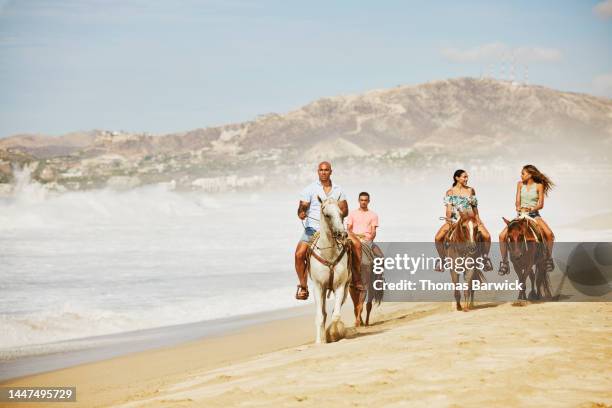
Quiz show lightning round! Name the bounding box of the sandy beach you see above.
[2,300,611,408]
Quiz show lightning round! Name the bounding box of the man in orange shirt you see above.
[346,192,379,245]
[347,192,383,325]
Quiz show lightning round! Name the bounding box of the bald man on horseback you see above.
[294,161,365,300]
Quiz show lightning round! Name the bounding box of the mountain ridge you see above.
[1,77,610,191]
[2,77,611,159]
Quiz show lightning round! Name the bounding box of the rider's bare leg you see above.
[434,223,450,271]
[499,228,508,261]
[348,233,364,290]
[535,217,555,256]
[498,227,510,274]
[535,217,555,271]
[478,224,491,254]
[478,224,493,271]
[294,241,309,298]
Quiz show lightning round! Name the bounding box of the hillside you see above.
[1,77,611,191]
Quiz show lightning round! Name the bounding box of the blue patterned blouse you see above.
[443,195,478,220]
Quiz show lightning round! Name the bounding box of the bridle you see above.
[506,219,538,263]
[442,215,479,254]
[309,235,350,291]
[306,200,351,291]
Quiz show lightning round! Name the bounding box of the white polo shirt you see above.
[300,180,347,230]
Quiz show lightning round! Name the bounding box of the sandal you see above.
[545,257,555,272]
[295,285,309,300]
[482,255,493,272]
[498,260,510,276]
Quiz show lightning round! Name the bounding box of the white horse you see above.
[308,196,351,344]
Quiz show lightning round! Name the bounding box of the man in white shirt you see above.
[295,161,363,300]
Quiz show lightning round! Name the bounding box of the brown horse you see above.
[349,241,384,326]
[444,212,486,311]
[503,216,551,301]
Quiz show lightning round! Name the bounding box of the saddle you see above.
[353,234,375,265]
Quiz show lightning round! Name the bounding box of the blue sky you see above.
[0,0,611,138]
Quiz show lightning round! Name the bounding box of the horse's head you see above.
[318,196,347,240]
[455,211,478,254]
[503,217,528,259]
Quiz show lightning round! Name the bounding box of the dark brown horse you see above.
[445,212,486,311]
[349,240,384,326]
[502,216,551,301]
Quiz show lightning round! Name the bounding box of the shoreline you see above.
[0,304,312,382]
[0,302,442,407]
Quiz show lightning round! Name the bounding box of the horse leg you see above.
[516,268,525,300]
[516,273,522,300]
[450,270,462,311]
[528,266,539,300]
[331,282,346,324]
[312,283,326,344]
[466,268,476,310]
[527,272,536,300]
[365,301,373,326]
[536,262,552,299]
[349,286,362,327]
[323,281,348,343]
[359,264,368,326]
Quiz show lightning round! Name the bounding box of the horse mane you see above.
[507,218,523,230]
[506,217,542,243]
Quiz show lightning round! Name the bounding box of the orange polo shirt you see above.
[346,209,379,242]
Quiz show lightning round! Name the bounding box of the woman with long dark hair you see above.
[434,169,493,272]
[498,164,555,275]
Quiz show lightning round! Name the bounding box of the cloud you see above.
[593,0,612,19]
[441,43,562,63]
[593,73,612,97]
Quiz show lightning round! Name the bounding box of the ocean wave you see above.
[0,285,304,359]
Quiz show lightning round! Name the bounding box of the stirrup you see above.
[498,260,510,276]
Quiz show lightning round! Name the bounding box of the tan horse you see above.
[502,215,551,301]
[444,212,486,311]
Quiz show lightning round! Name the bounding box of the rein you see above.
[310,239,350,290]
[506,218,544,264]
[300,215,320,230]
[304,198,351,291]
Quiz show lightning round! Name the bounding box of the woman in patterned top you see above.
[434,169,493,272]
